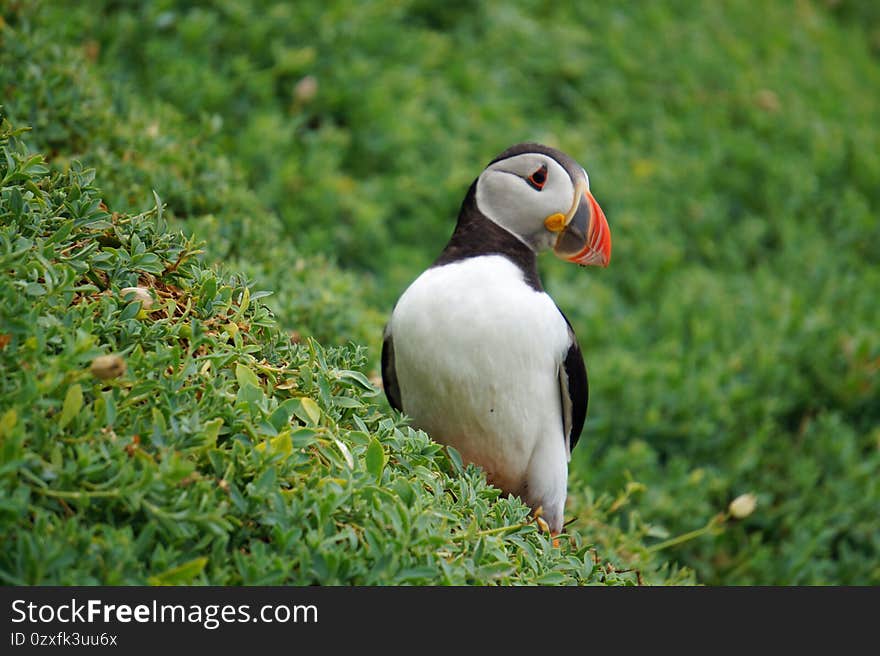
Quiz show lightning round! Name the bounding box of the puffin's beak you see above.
[550,183,611,267]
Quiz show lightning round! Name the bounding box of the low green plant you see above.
[4,0,878,585]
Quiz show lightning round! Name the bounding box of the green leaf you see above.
[233,286,250,319]
[294,397,321,425]
[253,466,277,492]
[269,398,300,431]
[446,445,463,474]
[228,482,248,513]
[394,566,437,582]
[46,219,75,245]
[331,395,363,409]
[59,384,83,429]
[336,369,379,394]
[152,189,164,222]
[290,427,318,448]
[202,418,223,447]
[236,382,263,405]
[150,407,167,446]
[101,389,116,426]
[25,282,46,296]
[473,537,485,563]
[148,557,208,585]
[535,572,568,585]
[365,438,385,480]
[256,431,292,455]
[0,408,18,438]
[130,231,145,255]
[119,300,141,320]
[235,363,260,389]
[199,276,217,305]
[135,252,163,273]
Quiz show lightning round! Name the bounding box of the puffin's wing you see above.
[381,323,403,412]
[558,313,588,458]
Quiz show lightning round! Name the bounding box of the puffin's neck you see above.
[432,182,544,292]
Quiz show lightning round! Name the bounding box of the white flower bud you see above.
[293,75,318,103]
[729,493,757,519]
[120,286,154,310]
[90,354,126,380]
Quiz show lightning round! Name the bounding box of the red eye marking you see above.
[526,165,548,191]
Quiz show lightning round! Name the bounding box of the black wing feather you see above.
[558,312,588,453]
[381,324,403,413]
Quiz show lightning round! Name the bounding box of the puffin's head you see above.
[474,143,611,267]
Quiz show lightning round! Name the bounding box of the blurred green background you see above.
[3,0,878,584]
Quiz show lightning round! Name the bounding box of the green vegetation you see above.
[2,0,878,584]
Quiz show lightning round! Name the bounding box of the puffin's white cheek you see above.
[476,174,521,218]
[476,175,539,234]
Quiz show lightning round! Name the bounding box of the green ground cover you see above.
[1,0,878,584]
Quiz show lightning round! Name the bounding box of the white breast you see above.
[389,255,570,493]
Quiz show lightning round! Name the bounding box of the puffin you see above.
[381,143,611,535]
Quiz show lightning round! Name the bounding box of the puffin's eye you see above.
[526,165,548,191]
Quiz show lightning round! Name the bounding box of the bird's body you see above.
[382,143,611,533]
[389,254,572,528]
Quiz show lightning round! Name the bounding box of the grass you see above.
[2,0,879,584]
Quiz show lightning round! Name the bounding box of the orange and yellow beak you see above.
[546,182,611,267]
